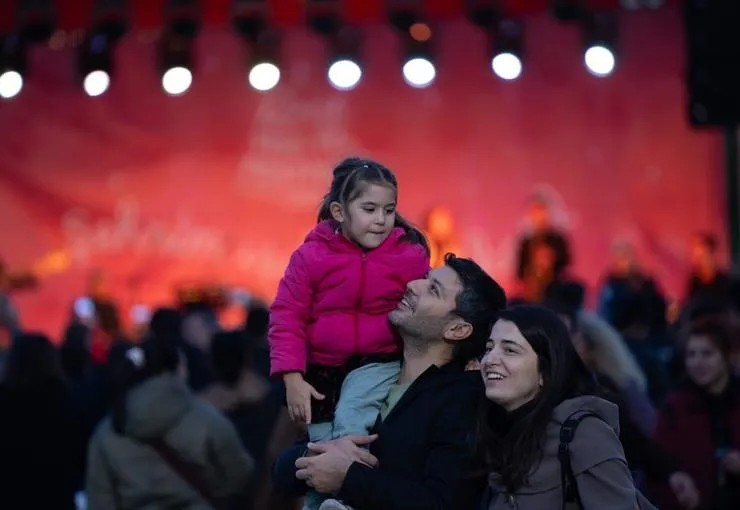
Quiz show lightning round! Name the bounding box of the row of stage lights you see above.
[0,2,619,100]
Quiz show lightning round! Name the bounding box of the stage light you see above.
[248,62,280,91]
[83,70,110,97]
[491,19,525,81]
[326,26,362,91]
[491,52,522,81]
[307,4,363,92]
[402,57,435,88]
[78,21,125,97]
[159,19,198,96]
[0,70,23,99]
[0,34,25,99]
[584,45,615,77]
[328,59,361,91]
[582,13,618,78]
[234,9,281,92]
[391,10,436,88]
[162,66,193,96]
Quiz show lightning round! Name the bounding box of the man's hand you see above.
[295,436,379,494]
[668,471,700,509]
[309,435,379,467]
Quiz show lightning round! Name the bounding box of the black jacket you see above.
[272,363,486,510]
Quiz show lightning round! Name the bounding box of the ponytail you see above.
[317,194,333,223]
[396,214,431,256]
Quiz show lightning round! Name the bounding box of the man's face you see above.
[389,265,463,340]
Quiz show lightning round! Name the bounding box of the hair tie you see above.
[126,346,145,368]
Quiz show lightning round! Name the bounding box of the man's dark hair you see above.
[444,253,507,366]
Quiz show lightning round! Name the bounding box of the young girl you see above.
[269,157,430,510]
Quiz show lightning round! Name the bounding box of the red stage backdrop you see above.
[0,7,726,337]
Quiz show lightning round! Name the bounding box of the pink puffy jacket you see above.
[268,220,430,376]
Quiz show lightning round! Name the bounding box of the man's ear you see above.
[330,202,345,223]
[442,318,473,343]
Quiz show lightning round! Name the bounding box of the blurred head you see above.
[3,332,66,390]
[528,197,550,231]
[684,319,734,393]
[389,253,506,367]
[318,157,429,253]
[477,305,597,491]
[182,307,218,351]
[111,334,185,434]
[59,322,91,378]
[611,241,636,274]
[210,330,249,387]
[689,232,718,270]
[244,302,270,340]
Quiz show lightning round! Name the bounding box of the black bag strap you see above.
[558,410,604,510]
[147,438,223,510]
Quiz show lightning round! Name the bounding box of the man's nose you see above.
[406,279,423,295]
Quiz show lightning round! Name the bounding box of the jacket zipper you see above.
[354,252,366,354]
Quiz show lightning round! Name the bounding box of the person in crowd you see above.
[200,329,282,510]
[477,305,655,509]
[544,281,654,429]
[269,157,430,510]
[685,233,735,305]
[0,258,38,339]
[272,254,506,510]
[181,302,219,392]
[544,295,700,509]
[0,332,87,510]
[514,194,572,303]
[599,241,666,339]
[650,318,740,510]
[241,300,301,510]
[85,316,254,509]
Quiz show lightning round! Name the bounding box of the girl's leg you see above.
[332,361,401,438]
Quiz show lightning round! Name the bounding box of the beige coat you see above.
[85,374,254,510]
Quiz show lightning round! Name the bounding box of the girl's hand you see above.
[284,372,325,425]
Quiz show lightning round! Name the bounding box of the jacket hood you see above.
[125,374,191,440]
[551,394,620,436]
[305,220,406,251]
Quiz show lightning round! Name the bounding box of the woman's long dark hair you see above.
[477,305,599,491]
[317,157,430,255]
[111,309,182,434]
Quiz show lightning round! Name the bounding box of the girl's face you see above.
[333,183,397,249]
[685,334,729,390]
[480,319,543,411]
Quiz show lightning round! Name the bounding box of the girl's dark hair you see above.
[111,331,181,435]
[210,330,250,386]
[3,332,67,390]
[477,305,599,491]
[317,157,430,255]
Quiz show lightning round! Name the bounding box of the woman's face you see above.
[685,334,728,390]
[480,319,542,411]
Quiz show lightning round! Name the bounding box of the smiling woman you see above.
[476,305,655,510]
